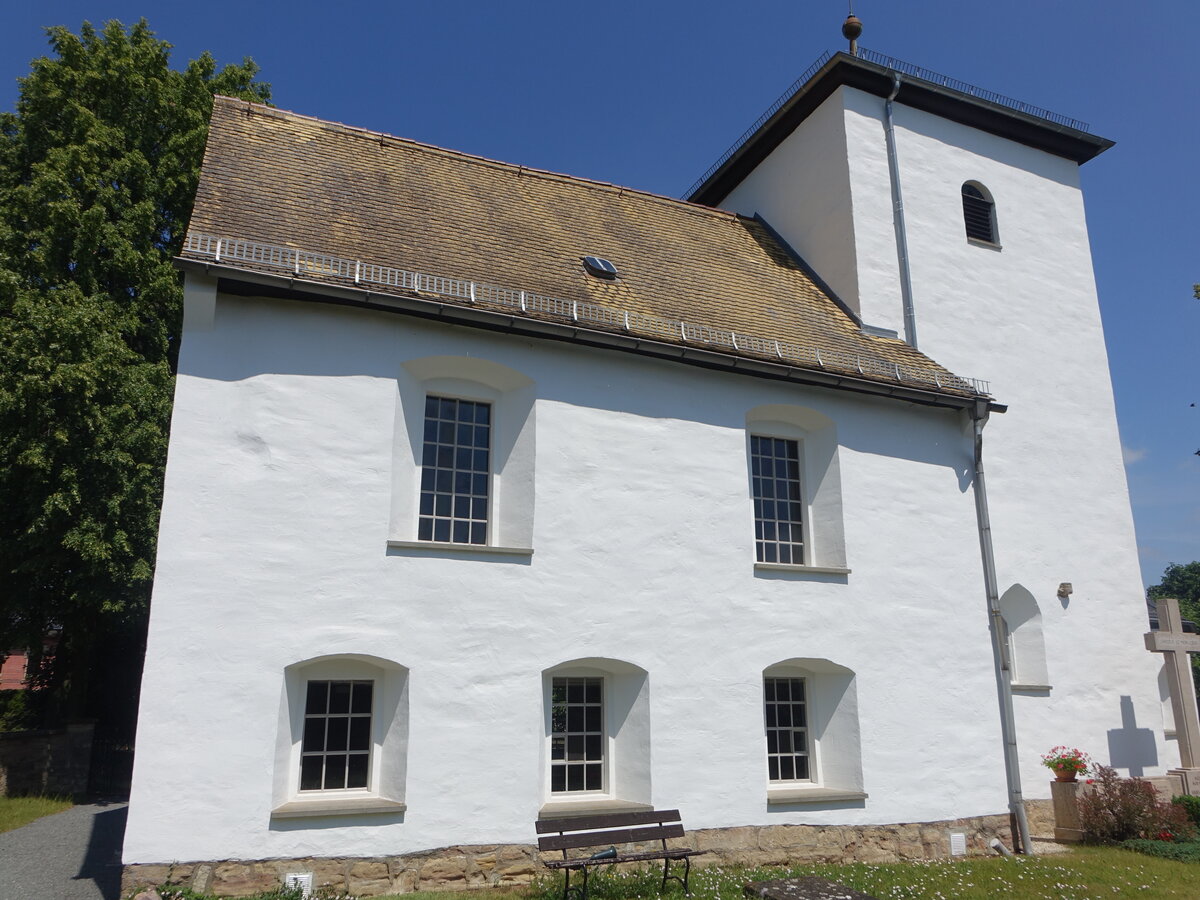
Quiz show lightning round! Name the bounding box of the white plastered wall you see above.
[127,284,1015,864]
[721,83,1172,795]
[722,87,862,319]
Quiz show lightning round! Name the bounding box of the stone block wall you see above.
[122,811,1033,898]
[0,721,94,797]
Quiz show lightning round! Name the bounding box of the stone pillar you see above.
[1050,781,1085,842]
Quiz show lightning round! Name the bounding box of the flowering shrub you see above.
[1172,793,1200,829]
[1078,765,1196,843]
[1040,745,1091,777]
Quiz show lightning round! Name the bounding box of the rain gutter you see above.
[970,399,1032,855]
[175,258,1005,414]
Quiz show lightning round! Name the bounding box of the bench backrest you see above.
[536,809,684,853]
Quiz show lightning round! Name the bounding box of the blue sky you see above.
[3,1,1196,588]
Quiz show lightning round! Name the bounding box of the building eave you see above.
[176,257,1006,414]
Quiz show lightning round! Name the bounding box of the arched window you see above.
[998,585,1050,692]
[746,405,846,571]
[961,182,998,245]
[763,658,865,804]
[272,654,409,818]
[390,355,536,552]
[540,658,651,815]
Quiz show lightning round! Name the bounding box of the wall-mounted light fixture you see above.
[1057,583,1073,599]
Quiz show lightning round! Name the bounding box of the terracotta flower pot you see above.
[1054,770,1078,783]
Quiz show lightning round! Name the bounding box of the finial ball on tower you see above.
[842,14,863,42]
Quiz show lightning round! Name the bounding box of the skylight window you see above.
[582,256,618,279]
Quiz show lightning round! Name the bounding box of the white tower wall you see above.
[718,83,1171,794]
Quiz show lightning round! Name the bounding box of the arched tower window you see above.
[961,182,998,244]
[998,584,1050,691]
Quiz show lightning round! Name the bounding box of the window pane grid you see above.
[765,676,810,782]
[550,677,603,793]
[751,435,804,564]
[419,395,490,545]
[301,680,373,791]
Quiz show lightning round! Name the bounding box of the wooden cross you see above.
[1145,597,1200,769]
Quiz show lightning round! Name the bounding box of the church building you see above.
[122,40,1170,896]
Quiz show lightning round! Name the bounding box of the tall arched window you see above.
[391,355,536,552]
[961,182,998,244]
[998,584,1050,692]
[541,657,651,815]
[745,404,846,571]
[272,654,410,818]
[762,658,865,804]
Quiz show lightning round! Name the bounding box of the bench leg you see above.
[660,855,691,895]
[561,866,590,900]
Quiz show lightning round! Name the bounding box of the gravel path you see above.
[0,801,127,900]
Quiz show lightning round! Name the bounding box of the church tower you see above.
[689,39,1162,791]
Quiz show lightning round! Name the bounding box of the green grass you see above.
[369,847,1200,900]
[0,795,73,833]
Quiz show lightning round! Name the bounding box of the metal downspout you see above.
[970,400,1033,855]
[884,74,919,348]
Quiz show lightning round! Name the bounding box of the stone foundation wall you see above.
[122,811,1037,898]
[0,720,94,797]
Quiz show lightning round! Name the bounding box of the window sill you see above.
[271,796,407,818]
[387,540,534,557]
[1011,683,1052,694]
[538,798,653,820]
[754,563,851,576]
[966,237,1002,251]
[767,787,868,805]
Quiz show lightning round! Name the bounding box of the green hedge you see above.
[1120,839,1200,863]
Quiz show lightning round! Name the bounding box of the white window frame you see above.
[299,678,375,793]
[548,675,607,796]
[746,406,847,573]
[750,433,809,566]
[417,394,494,546]
[390,356,536,553]
[540,658,650,816]
[763,658,865,804]
[763,674,815,784]
[272,655,409,818]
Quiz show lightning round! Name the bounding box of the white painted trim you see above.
[387,540,534,556]
[767,788,868,804]
[271,797,407,818]
[754,563,851,575]
[538,799,653,819]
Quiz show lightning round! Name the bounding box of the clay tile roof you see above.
[182,96,986,400]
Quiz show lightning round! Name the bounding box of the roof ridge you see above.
[210,95,739,224]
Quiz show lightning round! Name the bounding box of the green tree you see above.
[0,20,269,724]
[1148,561,1200,695]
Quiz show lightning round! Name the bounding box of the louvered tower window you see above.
[961,183,997,244]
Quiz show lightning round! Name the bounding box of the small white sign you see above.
[284,873,313,898]
[949,832,967,856]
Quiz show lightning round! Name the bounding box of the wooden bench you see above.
[536,809,702,900]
